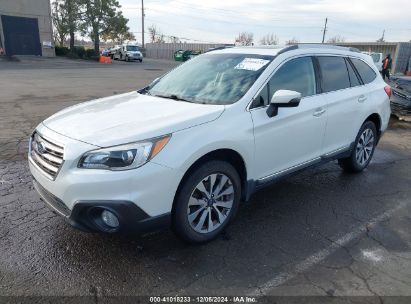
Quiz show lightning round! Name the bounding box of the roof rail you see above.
[277,44,360,55]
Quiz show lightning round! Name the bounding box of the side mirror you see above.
[266,90,302,118]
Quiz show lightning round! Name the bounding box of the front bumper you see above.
[127,54,142,60]
[29,125,183,234]
[33,179,170,233]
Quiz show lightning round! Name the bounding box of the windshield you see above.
[127,46,139,52]
[370,53,381,63]
[147,53,274,105]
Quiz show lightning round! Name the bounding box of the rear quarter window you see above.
[345,58,361,87]
[350,58,377,84]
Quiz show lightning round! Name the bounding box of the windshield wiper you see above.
[153,94,193,103]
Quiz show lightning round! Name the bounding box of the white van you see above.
[113,44,143,62]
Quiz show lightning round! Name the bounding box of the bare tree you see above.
[285,37,300,45]
[327,35,345,43]
[157,33,166,43]
[168,36,181,43]
[235,32,254,46]
[260,34,279,45]
[148,25,166,43]
[148,25,158,43]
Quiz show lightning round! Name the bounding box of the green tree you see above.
[51,1,69,46]
[51,0,83,49]
[101,17,134,44]
[82,0,128,52]
[65,0,83,50]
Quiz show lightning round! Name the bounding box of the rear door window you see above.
[350,58,377,84]
[318,56,351,93]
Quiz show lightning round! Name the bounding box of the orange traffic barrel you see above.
[99,56,111,64]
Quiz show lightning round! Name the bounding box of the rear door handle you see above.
[358,95,367,103]
[313,108,326,117]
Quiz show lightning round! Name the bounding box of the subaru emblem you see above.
[37,141,46,154]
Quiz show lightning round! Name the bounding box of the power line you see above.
[129,30,223,44]
[145,7,322,30]
[125,2,325,24]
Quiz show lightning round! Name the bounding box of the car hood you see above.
[43,92,225,147]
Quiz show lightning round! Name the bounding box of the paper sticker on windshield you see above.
[234,58,270,71]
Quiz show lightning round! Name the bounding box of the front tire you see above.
[173,160,241,243]
[338,121,377,173]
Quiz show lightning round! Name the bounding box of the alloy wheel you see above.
[187,173,234,234]
[355,128,375,166]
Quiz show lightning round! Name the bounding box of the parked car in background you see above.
[363,52,383,72]
[29,44,391,243]
[390,75,411,118]
[113,44,143,62]
[174,50,200,62]
[109,45,121,59]
[101,48,111,57]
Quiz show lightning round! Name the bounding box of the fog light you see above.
[101,210,119,228]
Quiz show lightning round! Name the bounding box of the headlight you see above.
[78,135,171,170]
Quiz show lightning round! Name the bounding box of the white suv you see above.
[29,45,391,243]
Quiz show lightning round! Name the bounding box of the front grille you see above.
[33,179,71,217]
[30,132,64,180]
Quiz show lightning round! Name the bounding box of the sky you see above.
[118,0,411,45]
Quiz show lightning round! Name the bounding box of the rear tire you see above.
[173,160,241,243]
[338,121,377,173]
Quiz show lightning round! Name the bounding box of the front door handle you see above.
[313,108,326,117]
[358,95,367,103]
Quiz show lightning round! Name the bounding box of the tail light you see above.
[384,85,392,98]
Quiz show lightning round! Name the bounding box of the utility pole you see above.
[142,0,145,48]
[322,17,328,43]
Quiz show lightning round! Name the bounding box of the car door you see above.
[318,56,366,155]
[250,56,327,181]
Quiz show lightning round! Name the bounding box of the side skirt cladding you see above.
[244,143,354,202]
